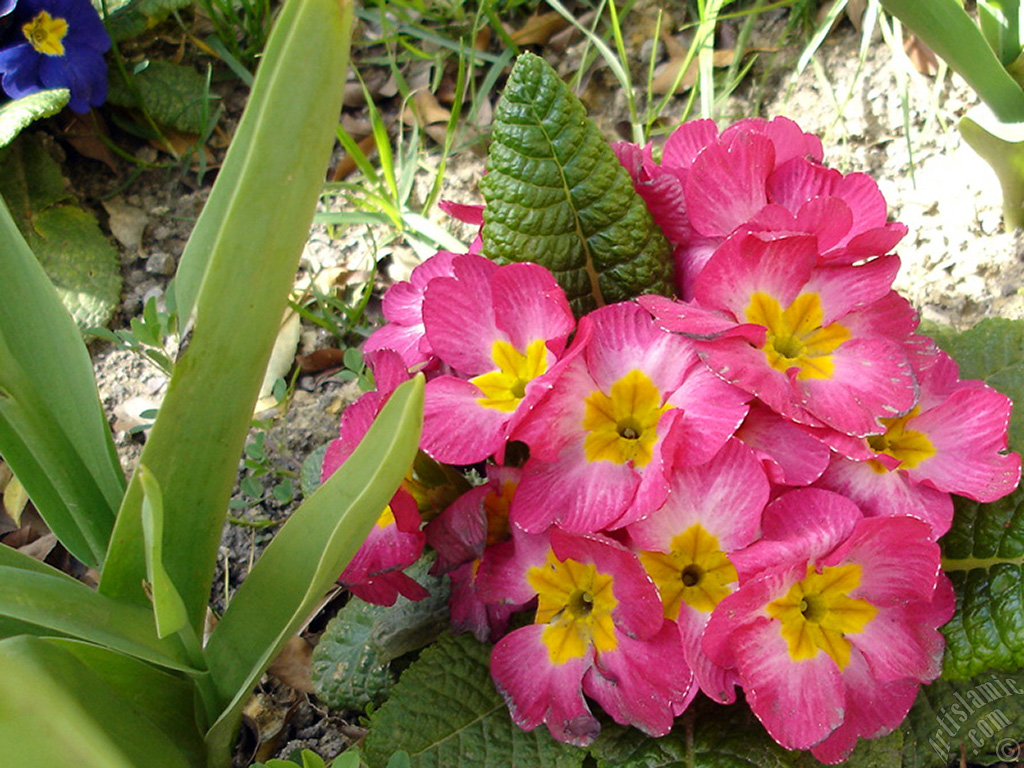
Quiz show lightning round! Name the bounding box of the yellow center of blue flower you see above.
[766,563,877,669]
[23,11,68,57]
[583,369,670,467]
[866,406,936,473]
[639,524,738,618]
[527,552,618,665]
[471,339,548,412]
[746,292,850,380]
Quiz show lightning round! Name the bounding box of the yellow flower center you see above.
[866,406,936,472]
[746,292,850,380]
[471,339,549,412]
[766,563,877,669]
[375,505,396,529]
[527,552,618,665]
[640,524,738,618]
[583,369,670,468]
[23,11,68,57]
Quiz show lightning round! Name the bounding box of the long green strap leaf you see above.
[139,465,189,639]
[0,637,202,768]
[203,375,423,760]
[0,196,125,568]
[479,52,674,317]
[881,0,1024,122]
[0,565,197,672]
[99,0,354,630]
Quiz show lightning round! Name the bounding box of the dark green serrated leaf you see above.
[901,670,1024,767]
[940,489,1024,679]
[0,90,69,149]
[0,134,120,331]
[926,317,1024,451]
[589,698,900,768]
[311,596,395,711]
[363,632,586,768]
[311,555,448,711]
[107,60,216,134]
[479,52,673,317]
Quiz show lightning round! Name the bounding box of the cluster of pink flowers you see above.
[321,116,1021,762]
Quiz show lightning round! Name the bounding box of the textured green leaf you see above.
[0,133,121,331]
[101,0,194,42]
[311,598,396,711]
[589,699,901,768]
[107,60,216,134]
[479,52,673,317]
[363,632,586,768]
[312,556,449,710]
[0,90,69,149]
[927,317,1024,450]
[901,670,1024,767]
[939,489,1024,678]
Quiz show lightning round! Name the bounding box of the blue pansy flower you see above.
[1,0,16,18]
[0,0,111,113]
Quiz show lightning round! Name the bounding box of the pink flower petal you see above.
[491,624,600,746]
[736,405,830,486]
[685,131,775,237]
[421,376,511,464]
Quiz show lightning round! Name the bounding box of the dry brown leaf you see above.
[18,532,58,562]
[3,473,29,527]
[57,110,119,172]
[148,127,217,166]
[102,196,150,252]
[652,48,736,95]
[402,89,452,128]
[296,348,345,374]
[508,11,570,46]
[267,635,315,693]
[241,690,300,765]
[330,133,377,181]
[845,0,869,32]
[904,32,939,77]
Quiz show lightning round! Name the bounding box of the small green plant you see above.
[197,0,275,78]
[89,291,179,375]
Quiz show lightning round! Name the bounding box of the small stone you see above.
[145,252,177,276]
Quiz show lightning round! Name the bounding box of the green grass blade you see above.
[203,375,423,758]
[0,196,125,568]
[98,0,354,629]
[139,465,188,639]
[881,0,1024,122]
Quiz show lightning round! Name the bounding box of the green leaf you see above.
[101,0,194,42]
[939,489,1024,678]
[590,700,902,768]
[479,52,673,317]
[99,0,354,641]
[0,133,122,331]
[300,443,329,497]
[0,636,203,768]
[139,465,188,639]
[0,90,70,149]
[311,597,397,711]
[311,554,449,711]
[0,196,124,569]
[880,0,1024,123]
[928,318,1024,450]
[901,669,1024,767]
[106,60,217,135]
[362,632,586,768]
[0,564,196,671]
[203,374,422,761]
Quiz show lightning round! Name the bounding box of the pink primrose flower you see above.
[816,349,1021,537]
[419,253,575,465]
[510,301,748,533]
[614,116,904,299]
[704,487,953,762]
[321,350,427,605]
[363,250,458,369]
[484,528,692,745]
[640,231,918,437]
[626,438,768,704]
